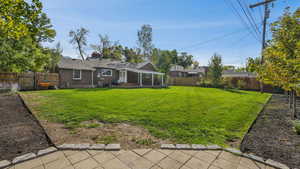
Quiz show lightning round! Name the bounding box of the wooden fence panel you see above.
[36,73,59,89]
[168,77,200,86]
[19,73,35,90]
[0,72,59,91]
[0,73,19,91]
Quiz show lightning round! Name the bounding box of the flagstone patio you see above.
[5,149,276,169]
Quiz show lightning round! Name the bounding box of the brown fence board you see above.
[0,72,59,91]
[168,77,200,86]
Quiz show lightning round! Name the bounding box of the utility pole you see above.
[250,0,275,92]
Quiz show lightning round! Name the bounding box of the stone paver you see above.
[158,157,182,169]
[93,151,115,164]
[5,149,283,169]
[168,150,191,164]
[184,157,210,169]
[66,151,90,164]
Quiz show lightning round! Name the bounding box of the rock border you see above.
[0,143,289,169]
[0,144,120,169]
[160,144,289,169]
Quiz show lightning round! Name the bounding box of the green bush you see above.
[293,120,300,135]
[237,80,247,89]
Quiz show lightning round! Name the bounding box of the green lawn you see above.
[21,86,270,146]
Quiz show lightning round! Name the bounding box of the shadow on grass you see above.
[221,88,248,95]
[74,88,113,92]
[74,87,170,92]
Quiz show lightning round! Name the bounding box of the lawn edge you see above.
[239,94,272,149]
[17,93,55,147]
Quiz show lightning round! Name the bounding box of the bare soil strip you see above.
[0,93,51,161]
[241,94,300,169]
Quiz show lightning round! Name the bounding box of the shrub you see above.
[237,80,247,89]
[293,120,300,135]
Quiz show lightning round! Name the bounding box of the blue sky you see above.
[41,0,299,66]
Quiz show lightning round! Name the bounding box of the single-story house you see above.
[222,70,256,78]
[168,65,208,78]
[57,57,165,88]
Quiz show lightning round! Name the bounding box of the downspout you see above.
[91,70,94,88]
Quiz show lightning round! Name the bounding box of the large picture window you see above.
[101,69,112,76]
[73,69,81,80]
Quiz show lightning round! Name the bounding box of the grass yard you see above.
[21,86,270,146]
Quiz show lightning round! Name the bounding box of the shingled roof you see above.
[57,58,95,70]
[57,57,155,71]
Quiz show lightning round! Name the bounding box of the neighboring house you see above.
[57,57,165,88]
[168,65,208,78]
[222,70,256,78]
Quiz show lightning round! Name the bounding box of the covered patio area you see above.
[117,68,165,87]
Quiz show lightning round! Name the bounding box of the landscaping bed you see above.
[20,86,270,148]
[0,93,51,161]
[241,94,300,169]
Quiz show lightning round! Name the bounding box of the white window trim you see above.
[72,69,82,80]
[101,69,113,77]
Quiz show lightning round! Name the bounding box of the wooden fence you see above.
[0,72,59,91]
[223,76,281,92]
[168,77,200,86]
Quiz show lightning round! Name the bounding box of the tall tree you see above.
[193,61,200,69]
[69,27,89,60]
[124,47,143,63]
[246,57,261,72]
[178,52,193,68]
[257,7,300,118]
[208,53,223,86]
[47,42,63,72]
[91,34,123,60]
[137,24,154,61]
[0,0,56,72]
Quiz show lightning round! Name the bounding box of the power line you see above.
[180,28,247,51]
[241,0,262,33]
[223,0,261,42]
[236,0,262,37]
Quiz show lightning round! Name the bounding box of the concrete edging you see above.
[0,143,289,169]
[161,144,289,169]
[0,144,120,169]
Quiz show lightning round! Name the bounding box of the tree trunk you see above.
[293,90,297,119]
[289,91,293,109]
[291,90,295,120]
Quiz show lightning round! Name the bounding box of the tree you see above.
[223,65,235,71]
[69,27,89,60]
[123,47,143,63]
[193,61,200,69]
[178,52,194,68]
[0,0,56,72]
[246,57,261,72]
[137,24,154,61]
[257,7,300,118]
[47,43,63,72]
[91,34,123,60]
[208,53,223,86]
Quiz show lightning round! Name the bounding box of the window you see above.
[73,69,81,80]
[101,69,112,76]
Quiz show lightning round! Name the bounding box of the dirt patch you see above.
[0,93,51,161]
[241,94,300,169]
[37,118,171,149]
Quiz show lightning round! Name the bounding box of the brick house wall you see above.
[59,69,93,88]
[93,68,119,87]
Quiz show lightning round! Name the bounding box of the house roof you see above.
[170,64,206,73]
[222,71,256,78]
[57,58,96,71]
[57,57,159,73]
